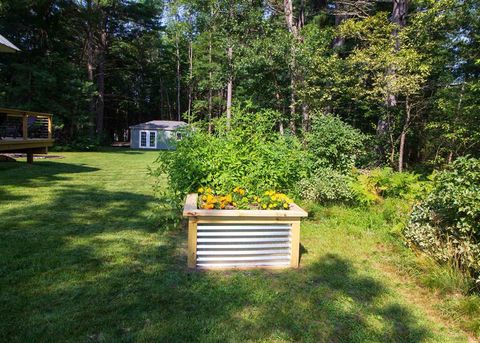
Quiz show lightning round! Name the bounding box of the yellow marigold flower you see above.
[283,203,289,209]
[206,194,216,204]
[262,204,267,209]
[201,195,207,201]
[198,187,204,194]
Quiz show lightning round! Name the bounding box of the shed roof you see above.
[0,34,20,53]
[129,120,187,130]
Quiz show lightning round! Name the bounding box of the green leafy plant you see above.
[404,157,480,285]
[297,167,355,204]
[305,113,367,173]
[153,106,307,200]
[52,136,101,152]
[351,168,427,205]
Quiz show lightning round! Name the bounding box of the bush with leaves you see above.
[404,157,480,285]
[51,136,101,152]
[153,106,306,200]
[297,167,355,204]
[351,167,427,205]
[305,113,367,173]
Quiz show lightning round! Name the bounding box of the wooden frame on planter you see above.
[183,193,308,269]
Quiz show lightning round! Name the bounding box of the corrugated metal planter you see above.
[183,193,308,269]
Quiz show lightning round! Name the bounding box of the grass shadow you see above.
[1,180,435,342]
[0,159,440,342]
[0,160,99,187]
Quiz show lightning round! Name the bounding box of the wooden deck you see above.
[0,108,53,162]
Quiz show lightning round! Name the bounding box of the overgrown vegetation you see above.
[298,167,355,204]
[155,107,305,197]
[351,168,427,205]
[405,157,480,286]
[305,114,366,173]
[1,151,478,341]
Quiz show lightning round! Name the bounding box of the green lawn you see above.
[0,150,471,342]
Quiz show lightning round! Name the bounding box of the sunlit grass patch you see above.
[0,149,473,342]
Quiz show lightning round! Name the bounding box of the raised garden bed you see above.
[183,193,308,269]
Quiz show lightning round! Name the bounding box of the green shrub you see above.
[305,113,367,173]
[351,167,427,205]
[154,107,306,197]
[52,136,100,151]
[297,167,355,204]
[404,157,480,285]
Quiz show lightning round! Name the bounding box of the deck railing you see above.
[0,108,52,141]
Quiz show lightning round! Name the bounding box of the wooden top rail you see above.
[183,193,308,218]
[0,107,52,118]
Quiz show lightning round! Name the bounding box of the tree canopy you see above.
[0,0,478,169]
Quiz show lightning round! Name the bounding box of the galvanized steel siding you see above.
[195,224,292,268]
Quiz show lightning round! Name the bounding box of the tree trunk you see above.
[225,3,234,129]
[96,26,107,137]
[301,103,309,131]
[388,0,408,107]
[176,31,181,121]
[187,38,193,121]
[378,0,408,161]
[333,2,347,48]
[392,0,408,39]
[226,45,233,128]
[299,0,305,30]
[448,82,465,163]
[283,0,298,37]
[284,0,297,133]
[289,65,296,132]
[398,97,411,172]
[208,32,213,134]
[283,0,309,133]
[275,90,284,135]
[159,77,164,118]
[87,32,96,139]
[86,0,96,139]
[393,0,409,170]
[398,131,406,172]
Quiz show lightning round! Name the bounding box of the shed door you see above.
[140,130,157,149]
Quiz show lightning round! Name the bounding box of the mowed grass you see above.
[0,149,471,342]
